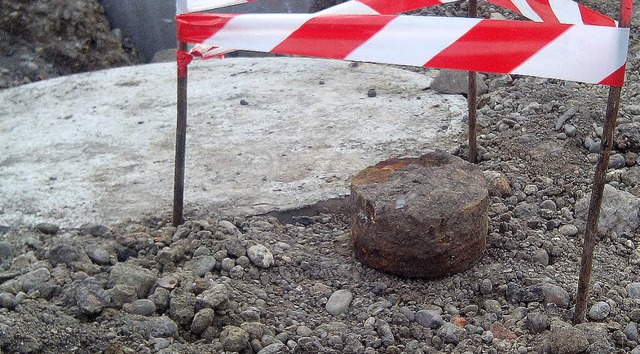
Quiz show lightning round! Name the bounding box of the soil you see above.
[2,0,640,353]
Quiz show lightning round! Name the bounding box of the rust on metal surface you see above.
[350,151,489,278]
[573,0,633,324]
[351,157,416,186]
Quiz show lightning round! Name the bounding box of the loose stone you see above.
[624,322,640,343]
[416,309,444,329]
[526,312,549,334]
[193,255,217,277]
[85,245,111,265]
[191,308,215,334]
[588,301,611,321]
[325,289,353,316]
[224,239,247,258]
[247,244,275,268]
[542,283,570,309]
[558,224,579,237]
[0,292,18,310]
[36,223,59,235]
[548,322,588,354]
[609,154,626,169]
[123,299,156,316]
[627,283,640,299]
[221,257,235,272]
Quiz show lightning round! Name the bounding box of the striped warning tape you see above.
[186,0,615,61]
[321,0,615,26]
[176,12,628,86]
[487,0,616,26]
[176,0,615,26]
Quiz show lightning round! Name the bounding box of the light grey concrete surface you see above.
[0,57,466,227]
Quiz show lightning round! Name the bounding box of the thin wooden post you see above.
[468,0,478,164]
[573,0,633,324]
[173,41,189,226]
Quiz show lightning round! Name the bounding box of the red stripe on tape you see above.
[357,0,443,14]
[425,20,570,73]
[527,0,559,23]
[271,15,395,59]
[598,64,625,87]
[176,13,236,43]
[578,6,616,26]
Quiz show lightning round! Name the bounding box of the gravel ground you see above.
[2,0,640,353]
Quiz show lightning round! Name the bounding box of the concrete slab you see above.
[0,57,466,228]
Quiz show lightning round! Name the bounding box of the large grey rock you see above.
[109,263,157,298]
[196,284,229,310]
[123,299,156,316]
[416,309,444,329]
[588,301,611,321]
[220,325,250,352]
[48,242,90,266]
[19,267,56,299]
[325,289,353,316]
[627,282,640,299]
[547,321,589,354]
[190,308,215,334]
[134,316,179,338]
[615,122,640,153]
[247,244,275,269]
[75,277,110,315]
[575,184,640,235]
[169,291,196,327]
[542,283,570,309]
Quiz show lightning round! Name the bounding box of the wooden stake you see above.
[468,0,478,164]
[173,41,188,226]
[573,0,633,324]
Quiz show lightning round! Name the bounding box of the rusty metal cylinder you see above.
[350,151,489,278]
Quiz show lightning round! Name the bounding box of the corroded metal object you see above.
[350,151,489,278]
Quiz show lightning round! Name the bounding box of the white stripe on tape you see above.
[510,0,543,22]
[318,1,379,15]
[548,0,583,25]
[513,26,629,83]
[346,16,481,66]
[201,14,313,53]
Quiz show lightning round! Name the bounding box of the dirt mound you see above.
[0,0,142,87]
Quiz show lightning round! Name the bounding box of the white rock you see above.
[247,244,274,269]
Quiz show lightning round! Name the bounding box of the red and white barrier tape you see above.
[318,0,457,15]
[488,0,615,26]
[176,0,615,26]
[177,13,628,86]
